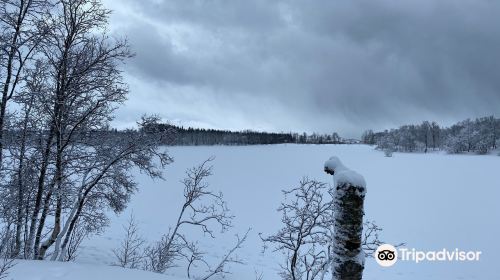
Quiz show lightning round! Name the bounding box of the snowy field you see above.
[11,144,500,280]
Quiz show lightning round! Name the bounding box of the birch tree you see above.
[0,0,174,261]
[0,0,49,165]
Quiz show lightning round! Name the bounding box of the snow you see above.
[11,144,500,280]
[9,260,177,280]
[324,156,347,172]
[324,156,367,192]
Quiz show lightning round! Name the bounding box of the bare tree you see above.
[48,117,173,261]
[4,60,49,258]
[0,0,50,165]
[262,178,396,280]
[141,157,250,279]
[30,0,133,259]
[143,158,233,273]
[261,178,334,280]
[113,213,145,269]
[108,159,250,279]
[0,0,175,261]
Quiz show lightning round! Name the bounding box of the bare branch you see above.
[200,228,250,280]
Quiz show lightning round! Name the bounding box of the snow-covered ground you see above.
[11,144,500,279]
[9,260,175,280]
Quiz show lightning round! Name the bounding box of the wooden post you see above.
[324,157,366,280]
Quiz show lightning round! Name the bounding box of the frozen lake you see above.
[67,144,500,280]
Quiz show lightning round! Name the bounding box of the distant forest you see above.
[82,120,355,146]
[362,115,499,154]
[134,122,354,145]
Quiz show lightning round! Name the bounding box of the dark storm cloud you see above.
[104,0,500,137]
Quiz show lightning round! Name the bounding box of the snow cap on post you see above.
[324,156,366,194]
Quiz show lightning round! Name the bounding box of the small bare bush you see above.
[113,214,145,269]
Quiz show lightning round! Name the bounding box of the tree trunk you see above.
[53,195,84,261]
[33,180,55,258]
[13,95,35,257]
[26,124,55,258]
[37,127,64,260]
[331,182,365,280]
[13,120,28,257]
[38,196,62,259]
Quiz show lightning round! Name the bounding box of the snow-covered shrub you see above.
[415,141,427,152]
[384,148,393,157]
[445,134,467,153]
[475,138,490,154]
[376,135,395,151]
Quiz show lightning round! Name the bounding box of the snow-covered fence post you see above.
[324,157,366,280]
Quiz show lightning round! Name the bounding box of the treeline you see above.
[135,122,349,145]
[5,121,353,147]
[362,116,499,154]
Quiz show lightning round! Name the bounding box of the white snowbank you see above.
[9,260,181,280]
[324,156,366,192]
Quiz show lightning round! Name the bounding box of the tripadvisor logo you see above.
[375,244,482,267]
[375,244,398,267]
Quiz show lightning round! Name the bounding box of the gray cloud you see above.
[104,0,500,137]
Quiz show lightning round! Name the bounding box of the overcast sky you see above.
[103,0,500,138]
